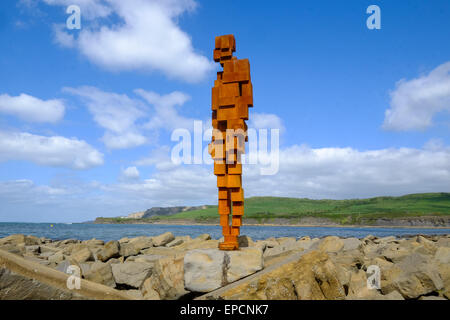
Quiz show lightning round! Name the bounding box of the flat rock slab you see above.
[152,232,175,247]
[111,262,153,289]
[184,249,227,293]
[184,248,264,293]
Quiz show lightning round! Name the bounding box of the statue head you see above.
[214,34,236,62]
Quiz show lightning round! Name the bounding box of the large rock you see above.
[0,234,40,246]
[165,238,184,248]
[434,246,450,265]
[97,241,120,262]
[40,245,60,254]
[319,236,345,253]
[177,239,220,250]
[129,237,153,251]
[238,235,253,248]
[24,245,40,255]
[84,261,116,288]
[119,243,140,258]
[381,252,444,299]
[204,250,346,300]
[227,247,263,282]
[433,247,450,299]
[71,247,93,264]
[184,247,265,293]
[141,256,188,300]
[140,247,184,258]
[0,248,135,300]
[184,249,228,292]
[196,234,211,241]
[119,237,153,258]
[47,251,65,264]
[111,262,153,289]
[342,238,362,251]
[152,232,175,247]
[263,239,306,260]
[344,270,398,300]
[82,239,104,247]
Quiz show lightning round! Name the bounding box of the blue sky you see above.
[0,0,449,222]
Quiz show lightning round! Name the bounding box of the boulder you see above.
[47,251,65,264]
[208,250,345,300]
[238,235,253,248]
[40,245,60,254]
[196,234,211,241]
[381,253,444,299]
[263,240,306,259]
[373,236,396,244]
[227,247,263,282]
[318,236,344,253]
[118,237,129,244]
[434,246,450,265]
[129,237,153,251]
[277,237,296,245]
[111,262,153,289]
[84,261,116,288]
[140,247,184,257]
[58,239,78,246]
[119,243,140,258]
[436,237,450,247]
[342,238,362,251]
[71,247,94,264]
[433,247,450,299]
[0,234,40,246]
[39,252,55,260]
[132,255,167,263]
[184,249,227,292]
[24,245,40,255]
[152,232,175,247]
[97,241,120,262]
[255,240,278,249]
[176,239,219,250]
[82,239,104,247]
[141,256,188,300]
[345,270,386,300]
[380,243,411,263]
[165,238,184,248]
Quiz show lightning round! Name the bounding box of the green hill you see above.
[111,192,450,225]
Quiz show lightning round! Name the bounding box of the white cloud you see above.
[121,166,140,180]
[46,0,214,82]
[0,130,104,169]
[0,93,65,123]
[135,89,194,131]
[2,143,449,222]
[383,61,450,131]
[65,86,198,149]
[135,145,178,170]
[243,144,450,199]
[250,112,285,131]
[64,86,148,149]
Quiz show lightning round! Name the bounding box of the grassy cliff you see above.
[94,193,450,225]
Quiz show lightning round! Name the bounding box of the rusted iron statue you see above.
[208,34,253,250]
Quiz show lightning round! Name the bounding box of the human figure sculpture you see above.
[208,34,253,250]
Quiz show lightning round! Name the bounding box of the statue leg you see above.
[219,186,239,250]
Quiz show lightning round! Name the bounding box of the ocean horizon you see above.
[0,222,449,242]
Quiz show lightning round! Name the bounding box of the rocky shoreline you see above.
[0,232,449,300]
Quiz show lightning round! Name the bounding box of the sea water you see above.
[0,222,448,242]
